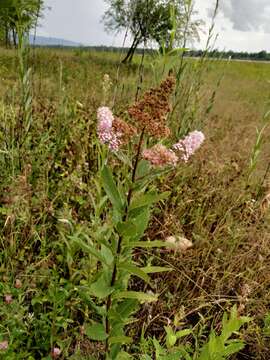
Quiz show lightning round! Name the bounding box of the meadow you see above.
[1,47,270,359]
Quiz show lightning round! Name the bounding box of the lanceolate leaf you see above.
[142,266,173,274]
[175,329,193,339]
[109,336,133,345]
[114,299,139,320]
[101,165,124,214]
[118,262,151,284]
[129,191,170,211]
[112,291,158,303]
[128,206,150,239]
[71,235,106,264]
[124,240,175,249]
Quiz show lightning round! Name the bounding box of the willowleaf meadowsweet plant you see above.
[73,74,205,359]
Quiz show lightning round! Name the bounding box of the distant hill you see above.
[29,35,82,47]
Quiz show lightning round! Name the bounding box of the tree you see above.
[103,0,201,63]
[0,0,44,47]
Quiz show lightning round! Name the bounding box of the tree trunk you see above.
[122,35,141,64]
[12,28,17,48]
[4,23,9,48]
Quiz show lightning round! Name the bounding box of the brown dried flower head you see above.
[128,76,175,139]
[112,117,138,145]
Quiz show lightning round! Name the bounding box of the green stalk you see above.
[105,129,145,351]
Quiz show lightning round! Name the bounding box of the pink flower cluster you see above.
[97,106,120,151]
[0,341,8,350]
[143,130,205,167]
[4,294,12,304]
[143,144,178,167]
[52,347,61,358]
[173,130,205,163]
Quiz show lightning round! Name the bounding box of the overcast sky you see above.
[37,0,270,52]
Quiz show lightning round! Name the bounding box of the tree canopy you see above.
[0,0,44,47]
[103,0,201,63]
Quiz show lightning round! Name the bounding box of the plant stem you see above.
[105,129,145,350]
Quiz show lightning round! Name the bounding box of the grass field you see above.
[1,47,270,359]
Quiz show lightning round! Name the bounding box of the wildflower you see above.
[0,341,8,350]
[51,347,61,358]
[143,144,178,167]
[4,294,12,304]
[97,106,114,142]
[128,76,175,138]
[173,130,205,162]
[97,106,120,151]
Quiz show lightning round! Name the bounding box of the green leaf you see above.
[101,165,124,214]
[118,262,151,284]
[85,323,108,341]
[71,235,106,264]
[128,206,150,239]
[114,299,139,320]
[89,270,115,299]
[142,266,172,274]
[112,291,158,303]
[109,336,133,345]
[116,221,137,238]
[124,240,175,249]
[129,191,170,211]
[100,244,114,266]
[223,342,245,356]
[115,351,133,359]
[165,326,177,348]
[175,329,193,339]
[136,159,150,179]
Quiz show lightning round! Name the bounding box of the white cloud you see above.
[37,0,270,52]
[219,0,270,32]
[195,0,270,51]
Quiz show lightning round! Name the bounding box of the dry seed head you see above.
[112,116,137,144]
[128,76,175,138]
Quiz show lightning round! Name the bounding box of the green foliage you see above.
[103,0,200,63]
[198,306,251,360]
[140,306,251,360]
[0,0,44,47]
[248,109,270,184]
